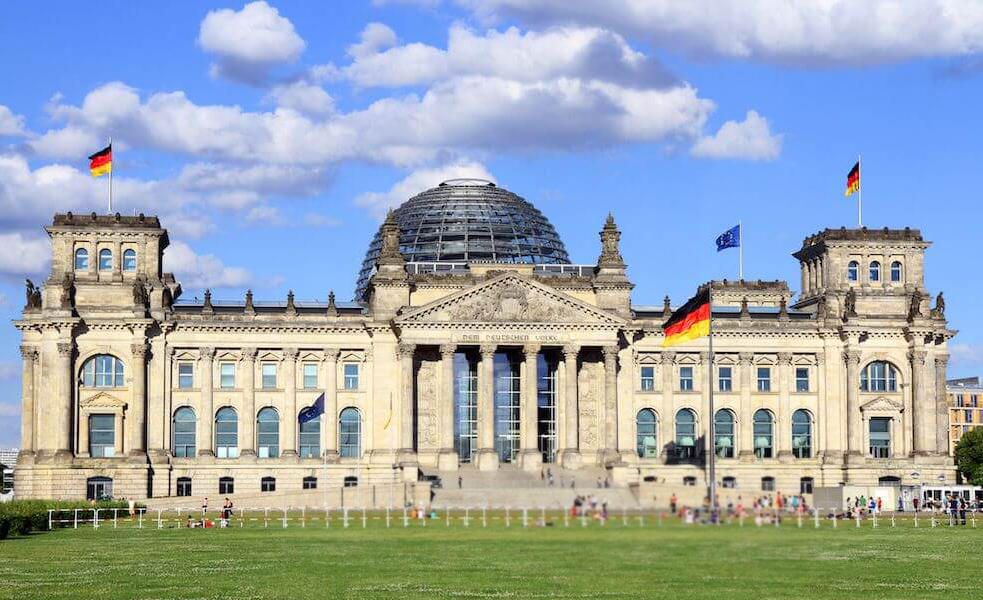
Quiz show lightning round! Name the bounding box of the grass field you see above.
[1,515,980,599]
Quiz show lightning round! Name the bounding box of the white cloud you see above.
[691,110,782,161]
[304,213,343,228]
[0,105,28,137]
[458,0,983,65]
[347,23,398,59]
[0,232,50,277]
[0,402,19,418]
[266,81,335,116]
[0,361,17,380]
[164,240,254,289]
[198,1,306,84]
[0,292,7,306]
[356,160,495,219]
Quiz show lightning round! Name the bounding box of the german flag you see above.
[88,144,112,177]
[662,287,710,347]
[845,161,859,196]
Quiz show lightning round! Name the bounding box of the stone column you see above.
[397,343,417,461]
[19,346,37,457]
[282,348,299,458]
[113,240,122,281]
[476,344,499,471]
[909,350,927,455]
[602,345,620,463]
[699,350,711,460]
[438,344,458,470]
[738,352,754,461]
[935,356,950,456]
[660,352,675,458]
[127,342,148,456]
[519,343,542,472]
[198,347,215,457]
[322,347,339,461]
[559,344,582,469]
[844,350,862,458]
[240,347,257,458]
[777,352,793,460]
[815,352,828,461]
[55,341,74,458]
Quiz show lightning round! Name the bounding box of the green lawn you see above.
[1,516,979,599]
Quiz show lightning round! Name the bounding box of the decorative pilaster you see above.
[438,344,458,470]
[127,342,148,457]
[198,347,215,457]
[738,352,754,460]
[398,343,417,462]
[476,344,499,471]
[776,352,793,459]
[55,341,74,457]
[240,347,257,458]
[660,352,675,457]
[322,347,339,460]
[934,355,950,456]
[844,350,863,458]
[282,347,299,457]
[602,346,620,460]
[909,350,928,455]
[19,346,37,457]
[559,344,582,468]
[519,344,542,471]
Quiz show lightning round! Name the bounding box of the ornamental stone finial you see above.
[662,295,672,318]
[202,289,213,315]
[326,290,337,316]
[244,289,255,315]
[286,290,296,316]
[377,210,405,265]
[597,213,625,268]
[740,297,750,319]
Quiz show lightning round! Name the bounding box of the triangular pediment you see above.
[80,391,126,409]
[397,273,625,326]
[860,396,904,413]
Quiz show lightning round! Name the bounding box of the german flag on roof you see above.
[845,161,859,196]
[662,287,710,347]
[88,144,112,177]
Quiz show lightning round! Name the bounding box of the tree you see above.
[954,427,983,484]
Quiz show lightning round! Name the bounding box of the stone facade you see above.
[14,210,956,500]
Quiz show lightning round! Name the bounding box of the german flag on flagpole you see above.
[88,144,112,177]
[662,287,710,346]
[845,161,860,196]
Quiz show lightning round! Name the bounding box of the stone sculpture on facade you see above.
[24,279,42,310]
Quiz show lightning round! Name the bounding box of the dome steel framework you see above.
[355,179,571,299]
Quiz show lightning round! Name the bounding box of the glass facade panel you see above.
[454,353,478,462]
[869,417,891,458]
[98,248,112,270]
[679,366,694,391]
[75,248,88,270]
[344,364,359,390]
[718,367,732,392]
[257,407,279,458]
[261,363,277,389]
[220,363,235,389]
[757,367,771,392]
[639,366,655,391]
[537,353,558,463]
[89,414,115,457]
[299,413,320,458]
[753,409,774,458]
[173,407,196,457]
[791,409,812,458]
[178,362,193,389]
[795,367,809,392]
[861,361,897,392]
[339,407,361,458]
[82,355,125,388]
[675,409,696,459]
[636,409,658,458]
[494,352,521,463]
[303,363,318,389]
[122,249,136,271]
[215,407,238,458]
[714,410,735,458]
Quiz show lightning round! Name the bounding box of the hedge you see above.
[0,500,138,539]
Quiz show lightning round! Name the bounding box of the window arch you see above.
[122,248,136,272]
[675,408,697,459]
[80,354,125,388]
[890,261,902,282]
[98,248,112,271]
[791,409,812,459]
[257,407,280,458]
[714,409,735,458]
[860,361,898,392]
[847,260,859,281]
[339,407,361,458]
[173,406,196,457]
[299,408,320,458]
[75,248,89,270]
[636,409,658,458]
[215,407,238,458]
[869,260,881,282]
[753,409,774,459]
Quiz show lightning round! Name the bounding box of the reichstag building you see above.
[14,179,955,500]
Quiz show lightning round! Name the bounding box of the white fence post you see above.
[93,509,99,529]
[47,510,53,531]
[113,508,118,529]
[814,509,819,528]
[505,507,511,528]
[325,507,330,529]
[522,508,528,528]
[362,507,367,529]
[402,507,408,528]
[138,509,143,529]
[343,507,349,528]
[282,508,288,529]
[386,506,391,528]
[301,507,306,528]
[157,509,163,529]
[482,506,487,528]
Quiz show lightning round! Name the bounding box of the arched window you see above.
[86,476,113,501]
[339,407,361,458]
[172,407,196,457]
[75,248,89,270]
[122,249,136,272]
[636,409,658,458]
[847,260,859,282]
[215,407,238,458]
[890,261,903,282]
[714,409,735,458]
[675,408,697,459]
[261,476,276,492]
[98,248,112,271]
[791,409,812,459]
[81,354,125,388]
[753,409,774,459]
[257,407,280,458]
[869,260,880,282]
[299,409,320,458]
[860,361,898,392]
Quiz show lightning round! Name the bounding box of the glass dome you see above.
[355,179,571,299]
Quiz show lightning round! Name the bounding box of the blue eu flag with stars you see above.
[299,393,324,423]
[716,224,740,252]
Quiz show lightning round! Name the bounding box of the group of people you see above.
[569,495,609,521]
[667,492,812,526]
[187,497,235,528]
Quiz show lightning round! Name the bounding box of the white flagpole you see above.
[738,220,743,280]
[857,154,862,227]
[707,283,716,512]
[108,137,113,214]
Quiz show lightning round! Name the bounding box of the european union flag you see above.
[299,393,325,423]
[716,224,740,252]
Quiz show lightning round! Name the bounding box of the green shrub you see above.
[0,499,142,538]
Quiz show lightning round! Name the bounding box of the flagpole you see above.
[738,220,743,280]
[108,137,113,214]
[707,282,716,513]
[857,154,862,227]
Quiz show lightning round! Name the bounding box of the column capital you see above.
[479,344,497,358]
[562,344,579,359]
[56,341,74,357]
[398,342,416,358]
[241,346,258,361]
[523,343,541,357]
[698,351,710,363]
[283,347,299,361]
[602,345,619,360]
[130,342,148,358]
[815,352,825,366]
[199,346,215,361]
[908,349,927,366]
[738,352,754,365]
[935,355,949,369]
[843,350,862,366]
[322,347,340,362]
[440,344,457,358]
[660,351,675,365]
[19,345,38,361]
[777,352,793,365]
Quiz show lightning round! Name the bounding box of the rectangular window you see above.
[757,367,771,392]
[303,363,318,389]
[761,477,776,492]
[176,478,192,497]
[967,410,973,423]
[679,366,694,391]
[344,363,359,390]
[958,394,965,407]
[219,362,235,389]
[795,367,809,392]
[261,478,276,493]
[219,478,234,495]
[89,414,115,457]
[639,366,655,391]
[303,477,317,490]
[869,417,891,458]
[178,362,194,389]
[262,363,277,389]
[718,367,732,392]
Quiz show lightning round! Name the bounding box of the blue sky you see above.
[1,1,982,447]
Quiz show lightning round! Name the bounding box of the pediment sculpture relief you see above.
[444,283,585,323]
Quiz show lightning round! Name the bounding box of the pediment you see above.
[860,396,904,413]
[80,391,126,409]
[397,273,625,326]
